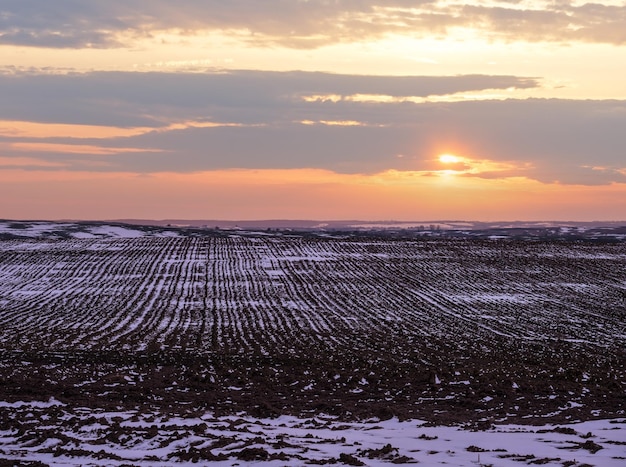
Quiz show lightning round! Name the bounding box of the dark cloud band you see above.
[0,69,624,186]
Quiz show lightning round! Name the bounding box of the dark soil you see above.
[0,235,624,425]
[0,337,623,425]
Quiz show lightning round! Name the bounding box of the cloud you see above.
[462,3,626,45]
[0,70,539,126]
[10,142,162,155]
[1,1,625,49]
[0,69,624,185]
[0,155,66,169]
[0,1,129,48]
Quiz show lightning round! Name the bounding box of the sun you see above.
[439,153,462,164]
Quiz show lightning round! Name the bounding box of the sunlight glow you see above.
[439,154,462,164]
[2,167,623,221]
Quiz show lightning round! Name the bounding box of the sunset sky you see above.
[1,0,625,221]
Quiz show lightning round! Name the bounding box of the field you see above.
[0,222,624,465]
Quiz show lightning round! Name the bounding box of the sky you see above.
[1,0,625,221]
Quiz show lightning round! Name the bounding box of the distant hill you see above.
[113,218,626,231]
[1,219,625,241]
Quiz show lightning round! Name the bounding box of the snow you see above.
[69,231,97,239]
[0,221,181,239]
[89,225,145,238]
[0,406,624,466]
[0,221,75,237]
[0,397,65,408]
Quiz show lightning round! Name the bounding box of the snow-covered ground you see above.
[0,401,624,466]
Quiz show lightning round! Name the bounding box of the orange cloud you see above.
[298,120,368,126]
[0,120,149,139]
[10,142,162,155]
[0,156,66,168]
[0,120,250,139]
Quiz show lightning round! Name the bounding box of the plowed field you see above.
[0,234,624,423]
